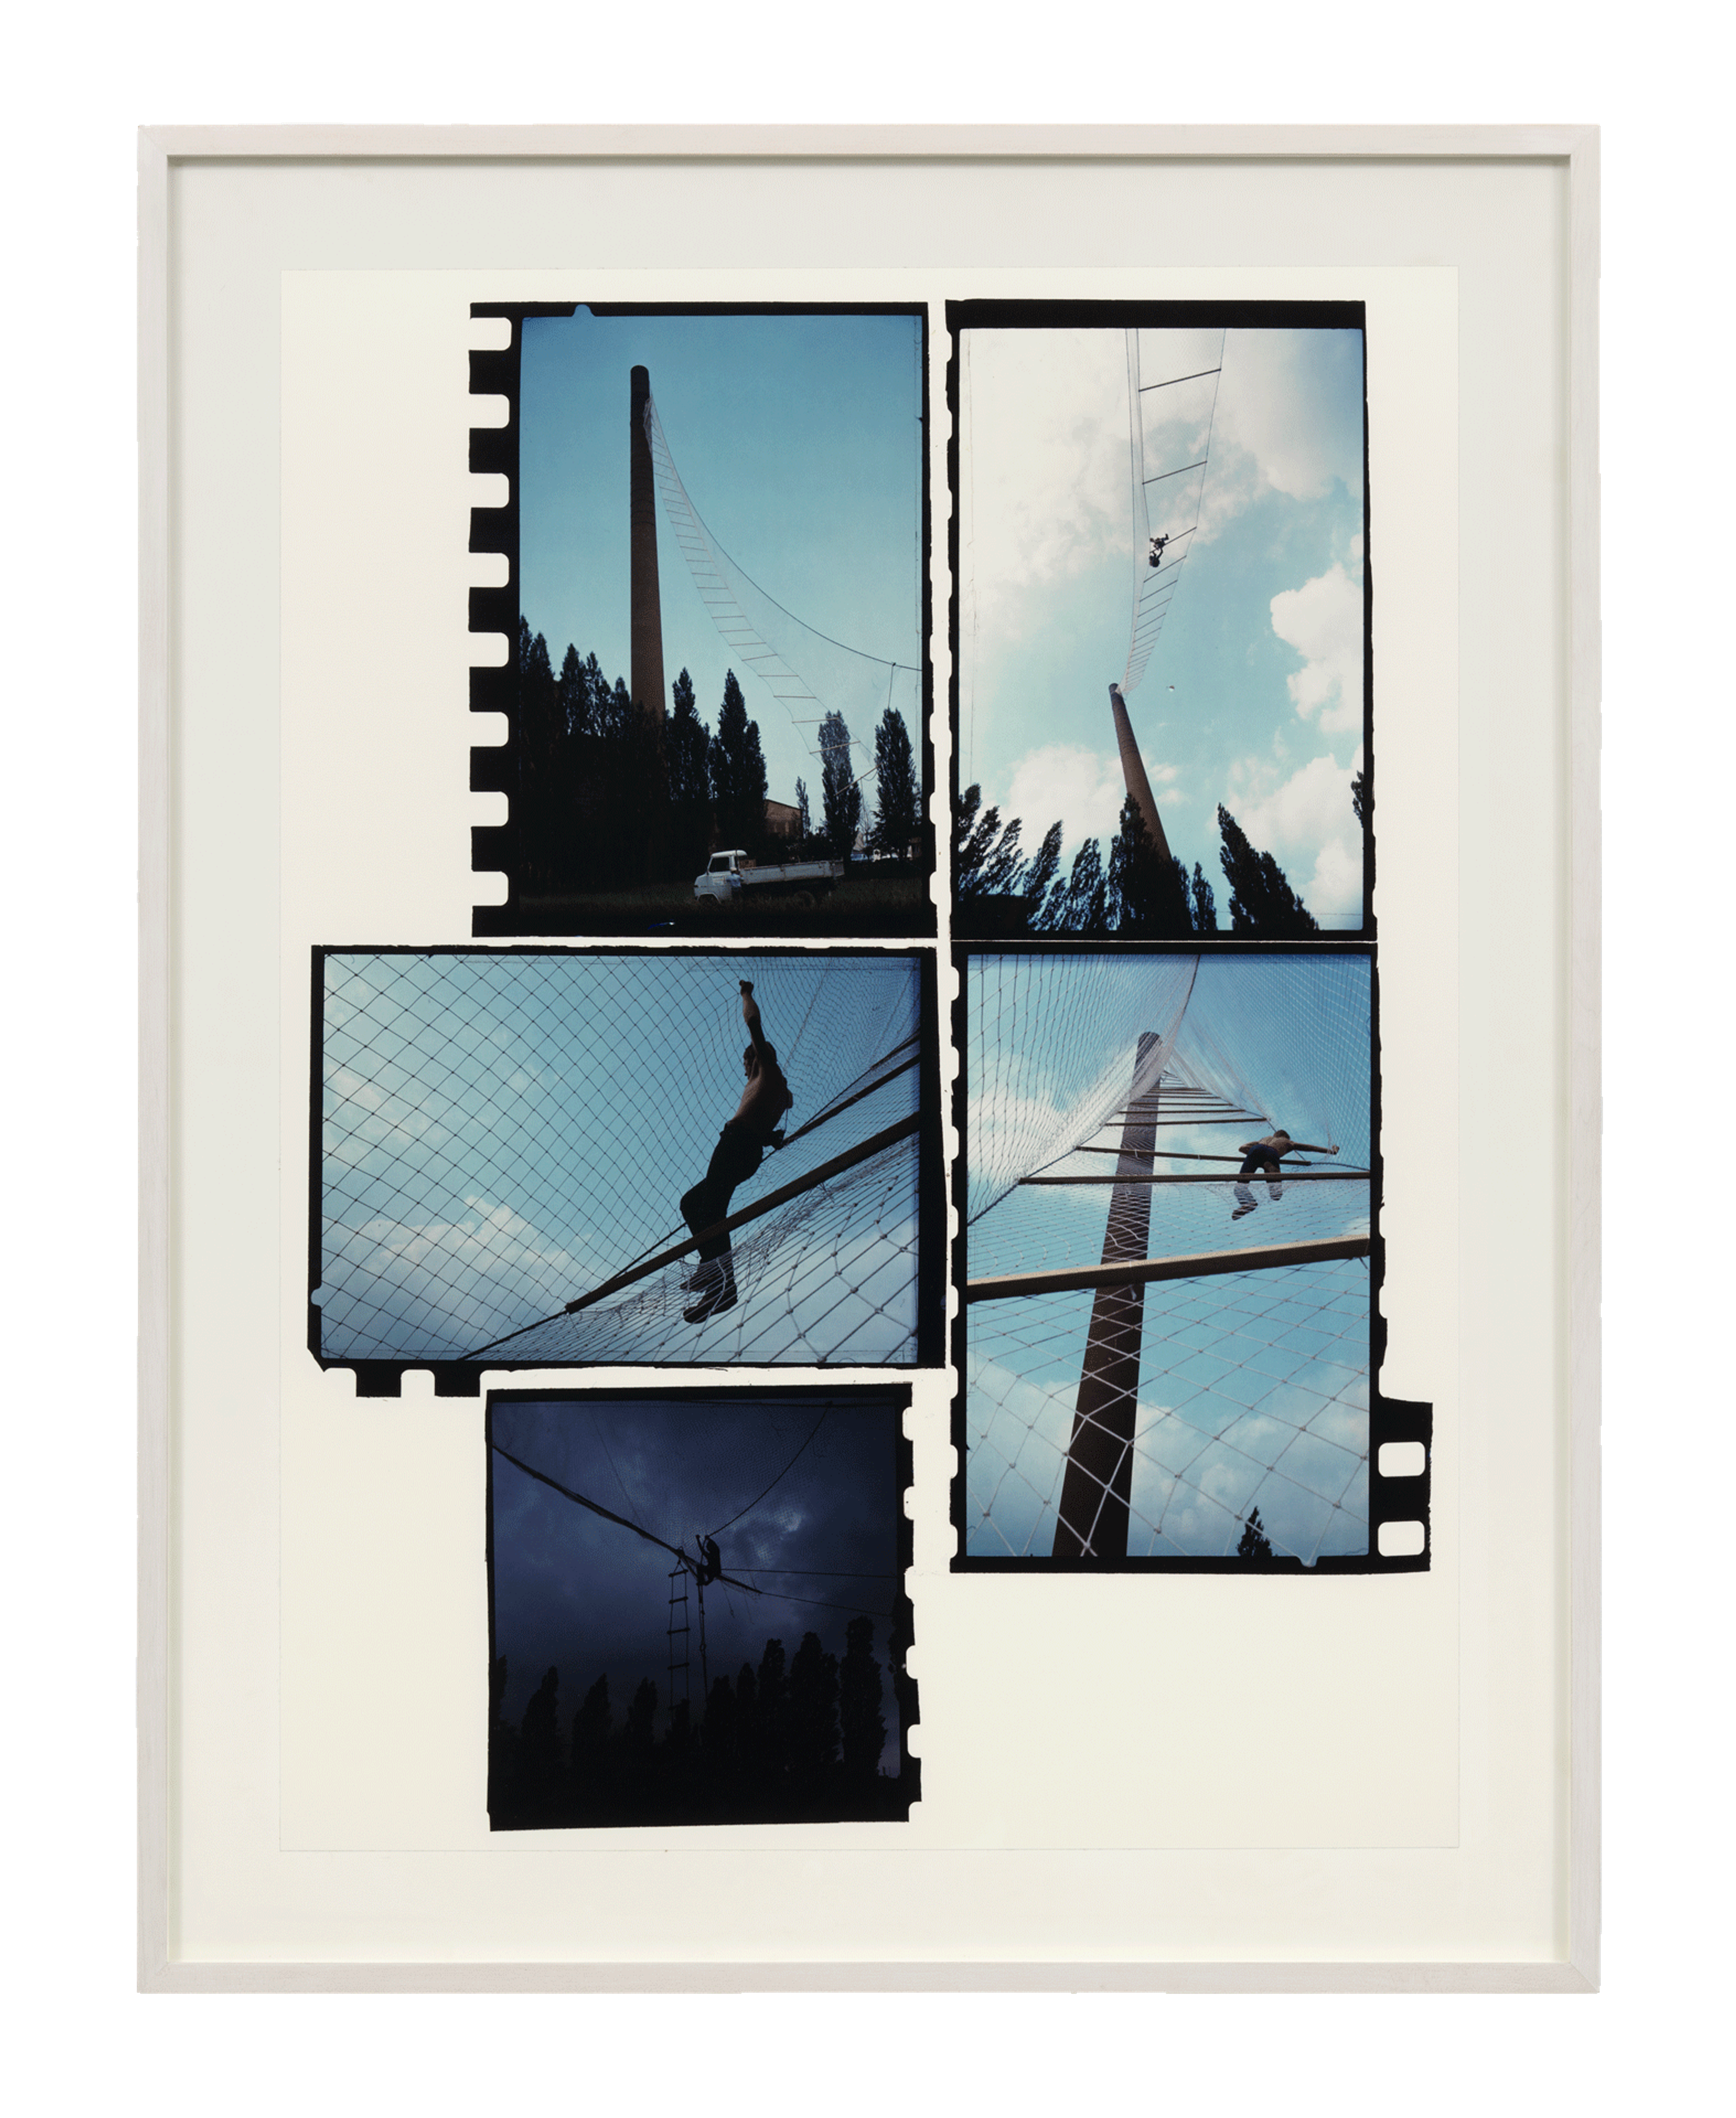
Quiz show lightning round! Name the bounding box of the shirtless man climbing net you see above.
[679,981,794,1324]
[1232,1128,1293,1220]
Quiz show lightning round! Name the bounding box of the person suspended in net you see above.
[1148,532,1170,569]
[679,981,794,1324]
[1232,1128,1293,1220]
[696,1534,722,1586]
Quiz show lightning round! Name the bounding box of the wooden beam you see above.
[967,1234,1371,1304]
[561,1111,919,1316]
[1020,1171,1369,1186]
[1068,1147,1367,1167]
[1101,1117,1268,1128]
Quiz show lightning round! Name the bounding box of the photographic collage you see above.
[307,294,1433,1839]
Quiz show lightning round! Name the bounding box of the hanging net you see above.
[1120,326,1224,695]
[964,951,1373,1562]
[644,391,922,800]
[317,951,925,1368]
[492,1395,904,1642]
[967,1258,1371,1562]
[488,1394,914,1809]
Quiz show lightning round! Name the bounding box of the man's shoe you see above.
[683,1261,738,1324]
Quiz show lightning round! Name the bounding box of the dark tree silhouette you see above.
[1216,804,1320,936]
[577,650,610,736]
[487,1655,512,1816]
[1106,797,1197,936]
[795,775,812,845]
[570,1673,611,1800]
[953,785,1036,901]
[514,624,562,890]
[556,642,587,738]
[1020,821,1064,910]
[518,1664,562,1814]
[839,1617,887,1782]
[1045,836,1109,934]
[493,1622,915,1830]
[788,1630,841,1789]
[624,1676,659,1786]
[1189,861,1218,933]
[710,671,767,858]
[819,711,861,856]
[734,1659,760,1790]
[700,1673,736,1787]
[869,707,921,856]
[1237,1506,1274,1560]
[1351,767,1367,826]
[666,666,713,879]
[756,1638,790,1790]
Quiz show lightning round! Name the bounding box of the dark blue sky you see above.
[489,1392,907,1770]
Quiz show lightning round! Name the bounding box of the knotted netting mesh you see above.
[646,393,922,801]
[964,950,1374,1561]
[1121,326,1225,695]
[317,950,925,1368]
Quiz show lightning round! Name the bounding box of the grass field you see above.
[507,868,937,937]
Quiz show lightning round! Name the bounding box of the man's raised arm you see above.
[740,980,772,1060]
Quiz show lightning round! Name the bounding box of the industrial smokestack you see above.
[1108,681,1172,865]
[629,365,667,723]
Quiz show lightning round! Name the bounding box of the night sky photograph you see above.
[487,1389,916,1830]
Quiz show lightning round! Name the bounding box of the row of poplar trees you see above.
[510,622,922,896]
[953,774,1367,936]
[490,1616,910,1829]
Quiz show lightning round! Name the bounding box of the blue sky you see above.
[490,1393,905,1764]
[967,951,1372,1277]
[318,951,921,1364]
[958,326,1367,926]
[964,951,1373,1561]
[519,310,924,814]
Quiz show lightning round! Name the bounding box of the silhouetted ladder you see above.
[666,1563,691,1724]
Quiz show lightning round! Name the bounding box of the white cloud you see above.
[1189,438,1263,547]
[1000,742,1138,854]
[1270,563,1363,734]
[1300,834,1364,930]
[323,1198,610,1359]
[960,327,1364,611]
[960,329,1128,638]
[1229,747,1364,929]
[1215,329,1363,502]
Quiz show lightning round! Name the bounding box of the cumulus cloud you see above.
[1229,747,1364,929]
[960,329,1128,637]
[321,1198,609,1360]
[1187,330,1367,549]
[999,743,1151,856]
[1214,329,1364,502]
[958,325,1366,640]
[1269,563,1364,735]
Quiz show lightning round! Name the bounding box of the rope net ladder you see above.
[644,392,922,806]
[1120,326,1225,697]
[964,951,1374,1564]
[490,1393,908,1741]
[316,951,927,1369]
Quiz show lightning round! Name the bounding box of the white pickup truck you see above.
[693,848,844,907]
